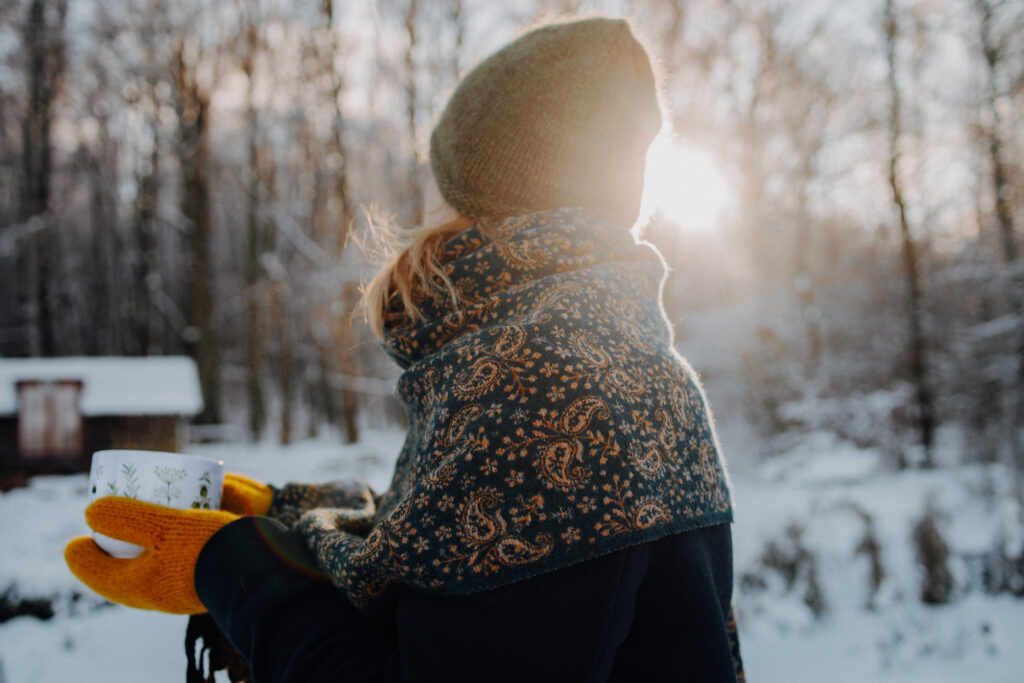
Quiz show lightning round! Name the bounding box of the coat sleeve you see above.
[194,516,392,682]
[266,479,378,529]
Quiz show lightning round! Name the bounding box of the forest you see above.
[1,0,1022,470]
[2,1,1024,679]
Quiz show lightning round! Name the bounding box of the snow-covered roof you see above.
[0,357,203,417]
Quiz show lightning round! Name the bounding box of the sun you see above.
[640,130,732,232]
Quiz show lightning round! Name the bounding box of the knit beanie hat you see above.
[429,17,663,226]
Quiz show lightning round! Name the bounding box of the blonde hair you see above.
[361,213,474,337]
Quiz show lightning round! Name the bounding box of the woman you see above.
[67,16,743,682]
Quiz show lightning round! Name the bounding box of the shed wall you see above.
[1,415,183,473]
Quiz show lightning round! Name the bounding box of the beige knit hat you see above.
[429,17,663,226]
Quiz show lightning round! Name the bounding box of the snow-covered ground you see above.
[1,428,1022,682]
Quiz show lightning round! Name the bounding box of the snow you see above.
[0,357,203,417]
[731,440,1024,682]
[2,428,1023,682]
[742,593,1020,683]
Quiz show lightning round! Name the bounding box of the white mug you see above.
[87,449,225,558]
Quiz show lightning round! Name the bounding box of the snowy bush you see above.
[778,385,917,464]
[912,499,954,605]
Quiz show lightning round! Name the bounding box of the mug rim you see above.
[92,449,223,467]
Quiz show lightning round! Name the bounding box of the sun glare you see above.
[640,130,731,232]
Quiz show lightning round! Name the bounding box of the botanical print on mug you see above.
[154,466,187,506]
[119,462,141,499]
[191,472,214,509]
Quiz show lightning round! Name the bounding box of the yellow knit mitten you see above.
[64,497,238,614]
[221,472,274,516]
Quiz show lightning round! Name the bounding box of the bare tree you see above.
[450,0,465,81]
[60,19,117,358]
[403,0,423,225]
[883,0,935,467]
[271,276,294,445]
[321,0,361,443]
[971,0,1024,494]
[975,0,1018,264]
[133,111,163,356]
[172,36,222,424]
[322,0,354,255]
[17,0,68,357]
[240,15,269,441]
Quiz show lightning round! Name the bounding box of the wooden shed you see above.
[0,357,203,474]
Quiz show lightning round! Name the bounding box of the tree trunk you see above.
[172,39,222,425]
[85,141,117,356]
[319,0,352,254]
[333,282,361,444]
[976,0,1018,264]
[18,0,67,357]
[243,24,267,442]
[271,280,293,445]
[884,0,935,467]
[320,0,360,441]
[792,150,822,378]
[450,0,465,81]
[134,124,161,356]
[403,0,422,225]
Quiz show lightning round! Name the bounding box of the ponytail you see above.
[361,214,474,337]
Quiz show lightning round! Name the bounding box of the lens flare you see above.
[640,130,731,232]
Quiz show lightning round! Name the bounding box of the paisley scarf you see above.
[293,208,733,611]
